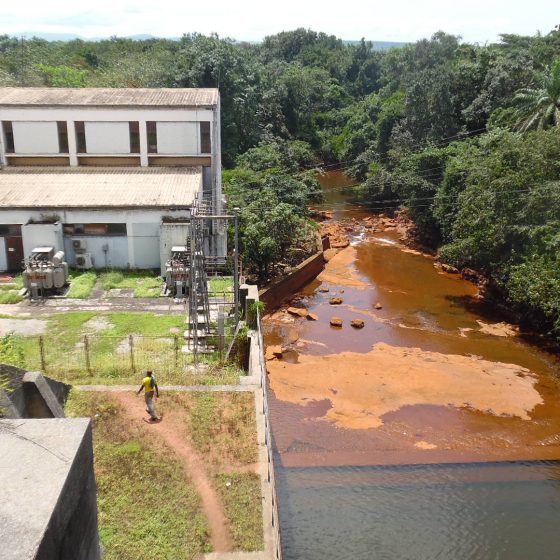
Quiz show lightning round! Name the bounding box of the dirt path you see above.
[111,391,234,553]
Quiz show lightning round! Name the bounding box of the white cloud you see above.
[0,0,555,42]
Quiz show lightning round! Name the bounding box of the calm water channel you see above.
[264,171,560,559]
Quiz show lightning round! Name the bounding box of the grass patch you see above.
[0,275,24,304]
[66,390,211,559]
[0,292,23,304]
[100,270,163,298]
[208,276,233,295]
[215,472,263,551]
[208,276,234,303]
[66,270,97,298]
[168,392,257,465]
[0,312,243,385]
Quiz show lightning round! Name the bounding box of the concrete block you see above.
[0,418,100,560]
[22,372,66,418]
[0,389,21,418]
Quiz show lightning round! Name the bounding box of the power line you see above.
[301,126,489,175]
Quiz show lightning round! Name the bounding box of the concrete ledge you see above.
[0,418,100,560]
[258,250,325,312]
[23,371,66,418]
[0,366,70,419]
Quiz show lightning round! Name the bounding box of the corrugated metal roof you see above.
[0,88,219,108]
[0,167,201,209]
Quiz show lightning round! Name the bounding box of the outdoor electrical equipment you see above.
[165,246,190,298]
[22,247,69,298]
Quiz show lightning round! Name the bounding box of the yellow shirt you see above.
[142,376,155,394]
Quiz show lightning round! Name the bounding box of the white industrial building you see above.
[0,87,224,272]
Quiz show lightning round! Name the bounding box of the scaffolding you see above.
[185,193,240,360]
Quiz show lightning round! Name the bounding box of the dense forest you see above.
[0,28,559,335]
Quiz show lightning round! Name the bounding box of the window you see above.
[57,121,69,154]
[0,224,21,236]
[75,121,87,153]
[200,121,211,154]
[63,223,127,236]
[129,121,140,154]
[147,121,157,153]
[2,121,14,154]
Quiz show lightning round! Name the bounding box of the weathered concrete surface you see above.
[0,418,100,560]
[0,365,70,419]
[22,372,66,418]
[259,251,325,312]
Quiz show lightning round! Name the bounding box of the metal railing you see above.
[255,306,283,559]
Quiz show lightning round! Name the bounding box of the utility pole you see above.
[233,207,240,323]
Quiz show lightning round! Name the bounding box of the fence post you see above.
[129,334,135,373]
[84,335,92,376]
[174,336,179,370]
[38,336,46,372]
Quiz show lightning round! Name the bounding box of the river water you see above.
[264,171,560,559]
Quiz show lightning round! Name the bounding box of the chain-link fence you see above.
[18,333,237,381]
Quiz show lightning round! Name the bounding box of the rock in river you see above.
[287,307,309,317]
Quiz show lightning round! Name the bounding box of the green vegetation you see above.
[0,333,25,368]
[0,275,23,304]
[1,27,559,331]
[66,270,97,298]
[0,312,241,384]
[208,276,233,296]
[65,391,211,559]
[181,392,257,465]
[215,472,263,551]
[164,392,263,550]
[100,270,163,298]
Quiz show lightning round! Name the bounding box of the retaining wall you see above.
[239,285,283,560]
[258,250,325,312]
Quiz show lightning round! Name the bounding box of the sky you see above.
[0,0,556,44]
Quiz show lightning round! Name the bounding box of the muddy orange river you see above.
[264,174,560,469]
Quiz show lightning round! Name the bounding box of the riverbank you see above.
[264,209,560,468]
[314,210,560,343]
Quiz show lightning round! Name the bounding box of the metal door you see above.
[6,236,23,271]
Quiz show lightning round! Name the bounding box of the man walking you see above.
[137,370,160,421]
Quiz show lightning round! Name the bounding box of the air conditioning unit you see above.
[76,253,93,270]
[72,239,87,251]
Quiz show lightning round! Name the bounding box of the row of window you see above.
[2,121,211,155]
[63,223,127,236]
[0,223,127,236]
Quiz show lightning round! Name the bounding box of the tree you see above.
[511,59,560,130]
[35,64,87,87]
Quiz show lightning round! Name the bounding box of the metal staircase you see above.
[183,192,241,361]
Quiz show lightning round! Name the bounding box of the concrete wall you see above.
[238,285,283,560]
[0,237,7,270]
[12,121,59,154]
[84,121,130,154]
[63,235,129,269]
[1,107,218,171]
[128,221,160,269]
[156,121,198,154]
[22,222,64,257]
[258,250,326,311]
[0,365,70,419]
[0,208,191,270]
[0,418,101,560]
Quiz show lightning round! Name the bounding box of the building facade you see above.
[0,88,224,271]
